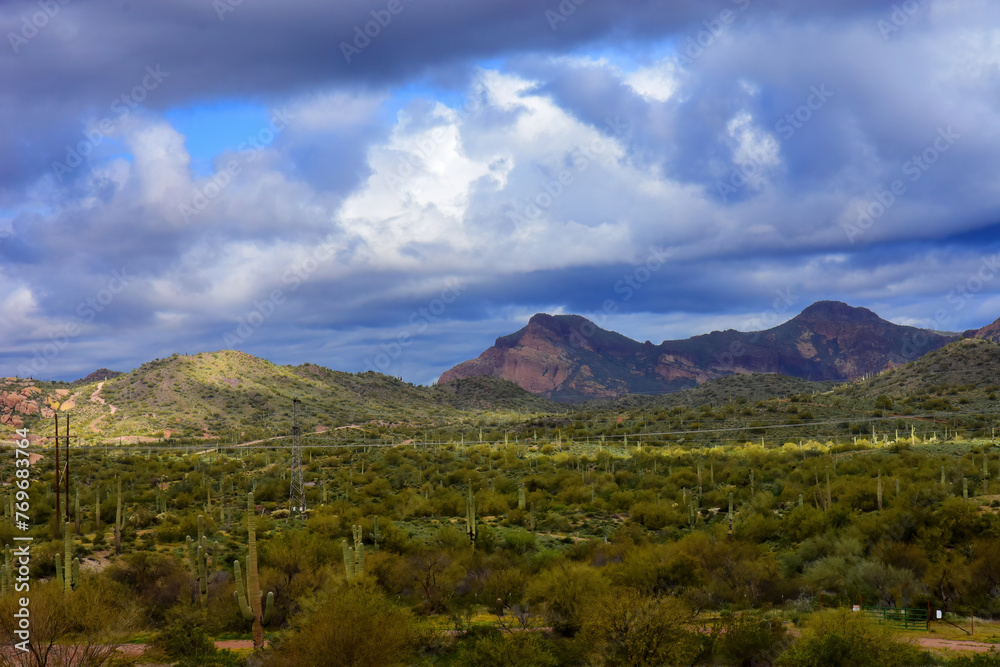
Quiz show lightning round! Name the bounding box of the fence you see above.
[861,606,929,631]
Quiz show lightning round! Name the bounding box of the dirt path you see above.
[214,640,262,650]
[916,637,997,653]
[88,381,117,432]
[91,381,117,413]
[119,639,262,656]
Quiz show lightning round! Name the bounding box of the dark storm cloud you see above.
[1,0,909,189]
[3,0,1000,384]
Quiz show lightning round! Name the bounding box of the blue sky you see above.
[1,0,999,384]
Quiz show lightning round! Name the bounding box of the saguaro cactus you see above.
[728,492,734,539]
[114,477,123,556]
[342,524,365,581]
[369,517,381,552]
[55,522,79,592]
[877,469,883,511]
[466,482,477,547]
[233,492,273,650]
[187,515,210,610]
[518,483,526,511]
[825,466,832,511]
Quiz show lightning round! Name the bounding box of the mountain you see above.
[22,350,563,438]
[838,336,1000,404]
[438,301,962,401]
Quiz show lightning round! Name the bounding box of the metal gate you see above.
[862,606,929,631]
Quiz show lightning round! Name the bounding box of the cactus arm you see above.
[233,559,253,621]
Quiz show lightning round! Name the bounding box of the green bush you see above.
[458,628,559,666]
[712,609,788,667]
[776,608,933,667]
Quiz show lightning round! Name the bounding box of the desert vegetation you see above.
[3,339,1000,664]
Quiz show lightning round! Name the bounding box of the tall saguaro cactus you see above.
[343,524,365,581]
[727,492,734,539]
[187,515,210,610]
[55,522,79,593]
[114,476,123,556]
[369,517,381,552]
[234,492,273,650]
[466,482,477,548]
[877,469,883,511]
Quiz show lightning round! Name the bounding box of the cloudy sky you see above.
[2,0,999,384]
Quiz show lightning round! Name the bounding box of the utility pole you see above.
[289,398,305,515]
[64,415,70,522]
[54,415,60,526]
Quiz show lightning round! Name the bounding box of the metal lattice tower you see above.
[289,398,305,514]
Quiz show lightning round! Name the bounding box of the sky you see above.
[1,0,999,385]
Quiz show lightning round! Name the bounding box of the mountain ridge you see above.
[438,301,973,401]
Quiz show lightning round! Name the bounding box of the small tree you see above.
[262,582,416,667]
[580,587,700,667]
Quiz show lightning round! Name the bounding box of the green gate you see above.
[861,606,929,631]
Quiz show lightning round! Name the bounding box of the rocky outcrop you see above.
[0,387,52,425]
[969,316,1000,343]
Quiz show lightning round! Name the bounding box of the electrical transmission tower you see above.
[289,398,305,514]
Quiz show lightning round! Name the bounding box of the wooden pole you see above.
[54,415,61,526]
[64,415,70,522]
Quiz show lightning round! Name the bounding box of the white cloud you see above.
[626,59,681,102]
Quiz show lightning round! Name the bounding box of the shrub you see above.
[262,582,417,667]
[579,587,699,667]
[776,608,933,667]
[458,627,559,667]
[712,609,789,667]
